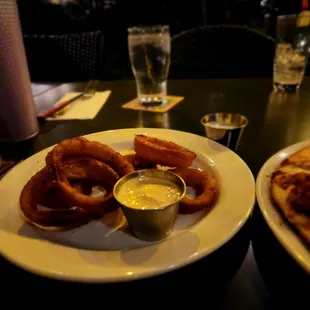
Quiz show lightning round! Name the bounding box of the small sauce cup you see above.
[201,113,248,151]
[113,169,186,242]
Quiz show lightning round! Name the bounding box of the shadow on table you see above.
[252,207,310,308]
[0,219,251,300]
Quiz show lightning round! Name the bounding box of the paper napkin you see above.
[47,91,111,121]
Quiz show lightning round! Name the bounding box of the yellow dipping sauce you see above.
[117,176,182,210]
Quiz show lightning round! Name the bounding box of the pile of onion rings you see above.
[20,137,134,231]
[19,134,218,231]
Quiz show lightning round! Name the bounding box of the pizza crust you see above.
[281,146,310,169]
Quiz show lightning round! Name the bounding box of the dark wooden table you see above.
[1,79,309,307]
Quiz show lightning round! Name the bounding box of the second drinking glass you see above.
[128,25,171,106]
[273,14,308,92]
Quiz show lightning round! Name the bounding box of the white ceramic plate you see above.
[0,128,255,283]
[256,140,310,274]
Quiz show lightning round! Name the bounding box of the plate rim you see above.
[256,139,310,274]
[0,128,256,282]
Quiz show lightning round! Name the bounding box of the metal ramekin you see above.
[113,169,186,242]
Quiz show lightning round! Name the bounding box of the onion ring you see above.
[39,157,108,210]
[62,157,116,180]
[46,137,134,177]
[45,138,134,213]
[40,181,93,210]
[52,157,119,214]
[20,158,120,229]
[134,135,196,168]
[172,168,217,214]
[19,167,95,229]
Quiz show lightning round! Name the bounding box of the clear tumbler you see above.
[274,14,309,92]
[128,25,171,106]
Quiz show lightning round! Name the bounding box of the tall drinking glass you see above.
[128,25,171,106]
[273,14,309,92]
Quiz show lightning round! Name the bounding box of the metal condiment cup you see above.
[201,113,248,151]
[113,169,186,242]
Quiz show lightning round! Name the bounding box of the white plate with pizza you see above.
[0,128,255,283]
[256,140,310,274]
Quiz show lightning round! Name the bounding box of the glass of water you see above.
[128,25,171,106]
[274,14,308,92]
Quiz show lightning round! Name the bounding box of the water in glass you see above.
[274,43,307,91]
[273,14,309,91]
[128,26,171,106]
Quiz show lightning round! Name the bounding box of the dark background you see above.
[17,0,304,81]
[18,1,301,35]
